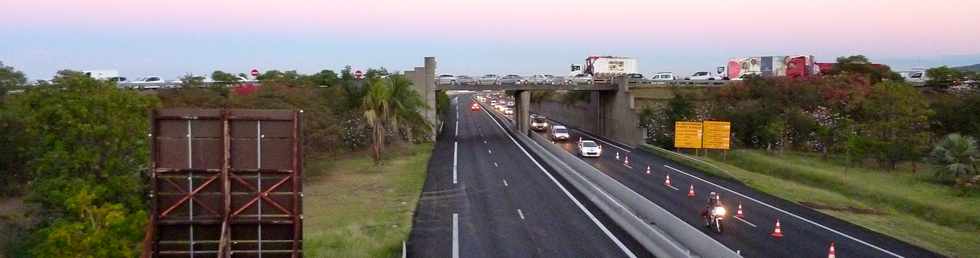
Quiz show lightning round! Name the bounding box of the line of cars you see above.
[477,93,604,159]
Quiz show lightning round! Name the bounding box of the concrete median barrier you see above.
[484,104,739,258]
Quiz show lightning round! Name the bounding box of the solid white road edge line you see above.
[482,108,637,258]
[453,141,458,185]
[663,165,903,258]
[452,213,459,258]
[734,216,757,228]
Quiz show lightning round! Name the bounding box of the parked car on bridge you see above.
[437,74,457,85]
[456,75,477,85]
[650,72,676,81]
[577,140,602,157]
[551,125,570,141]
[528,74,556,85]
[499,74,526,85]
[130,76,166,89]
[478,74,499,85]
[567,73,593,85]
[685,71,720,80]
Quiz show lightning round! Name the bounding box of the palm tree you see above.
[361,75,430,163]
[928,133,978,182]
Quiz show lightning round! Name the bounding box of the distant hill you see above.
[953,64,980,72]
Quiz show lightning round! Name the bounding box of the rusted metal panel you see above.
[145,109,303,258]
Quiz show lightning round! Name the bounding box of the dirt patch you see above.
[800,201,886,215]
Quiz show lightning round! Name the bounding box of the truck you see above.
[718,55,818,80]
[569,56,638,84]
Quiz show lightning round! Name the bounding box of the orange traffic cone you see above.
[624,155,630,166]
[664,175,672,186]
[736,202,744,218]
[771,219,784,238]
[646,166,651,174]
[828,241,836,258]
[687,185,696,197]
[616,152,620,160]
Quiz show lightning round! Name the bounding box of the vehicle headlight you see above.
[712,207,727,216]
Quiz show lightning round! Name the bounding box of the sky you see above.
[1,0,979,80]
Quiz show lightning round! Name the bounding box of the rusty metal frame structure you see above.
[143,109,303,258]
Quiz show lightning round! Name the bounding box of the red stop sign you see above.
[250,69,260,77]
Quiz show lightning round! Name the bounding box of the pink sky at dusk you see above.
[5,0,978,52]
[1,0,978,78]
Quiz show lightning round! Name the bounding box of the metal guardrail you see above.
[118,81,261,90]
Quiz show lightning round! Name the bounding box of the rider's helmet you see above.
[709,191,719,201]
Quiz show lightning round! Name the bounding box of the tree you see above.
[306,69,339,87]
[639,91,695,148]
[826,55,902,83]
[211,70,242,82]
[0,61,27,97]
[855,81,933,169]
[178,73,205,88]
[361,75,430,163]
[926,66,963,88]
[10,75,159,256]
[928,133,978,183]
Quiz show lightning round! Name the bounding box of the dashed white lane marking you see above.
[452,213,459,258]
[734,216,757,228]
[502,179,509,187]
[517,209,525,220]
[453,141,458,185]
[493,162,498,167]
[488,149,492,155]
[482,107,636,258]
[665,184,680,191]
[663,165,903,258]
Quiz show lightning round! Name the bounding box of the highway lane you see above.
[516,113,942,258]
[407,95,651,258]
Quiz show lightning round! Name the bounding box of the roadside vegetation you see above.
[639,55,979,257]
[304,143,432,257]
[0,61,435,257]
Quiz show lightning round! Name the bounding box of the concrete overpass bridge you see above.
[408,57,729,146]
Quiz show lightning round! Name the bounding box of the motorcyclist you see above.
[702,192,722,218]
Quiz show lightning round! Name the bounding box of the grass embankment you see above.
[641,144,980,258]
[303,143,432,258]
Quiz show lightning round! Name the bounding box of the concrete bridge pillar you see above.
[595,78,643,146]
[409,57,438,141]
[514,90,531,135]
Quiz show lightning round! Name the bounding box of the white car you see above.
[567,73,593,84]
[531,116,549,131]
[504,108,514,115]
[650,72,676,81]
[578,140,602,157]
[528,74,556,85]
[478,74,499,85]
[551,125,570,141]
[456,75,477,85]
[685,71,719,80]
[437,74,457,85]
[130,76,166,89]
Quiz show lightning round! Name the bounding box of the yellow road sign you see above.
[702,121,731,150]
[674,122,703,149]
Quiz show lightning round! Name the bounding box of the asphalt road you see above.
[515,112,943,258]
[407,94,652,258]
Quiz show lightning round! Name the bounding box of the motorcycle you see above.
[703,204,726,233]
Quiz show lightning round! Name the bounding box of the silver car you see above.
[478,74,499,85]
[456,75,477,85]
[528,74,555,85]
[436,74,457,85]
[567,73,593,85]
[499,74,526,85]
